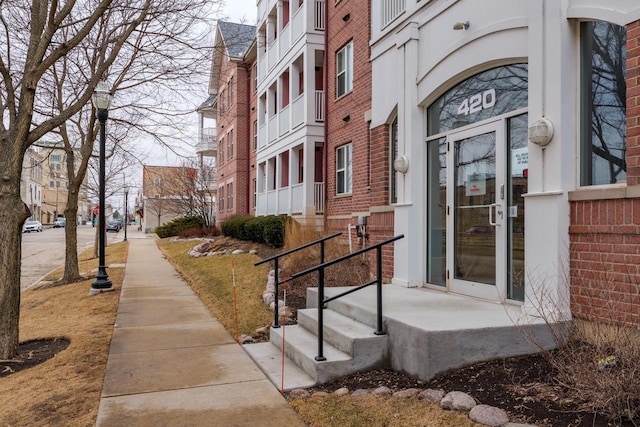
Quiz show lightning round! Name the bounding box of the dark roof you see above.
[197,94,217,111]
[217,21,256,59]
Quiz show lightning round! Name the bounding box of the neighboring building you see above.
[141,165,198,232]
[21,148,44,222]
[34,142,90,225]
[199,21,258,227]
[255,0,326,228]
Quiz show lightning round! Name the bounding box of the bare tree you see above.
[173,158,217,230]
[0,0,218,359]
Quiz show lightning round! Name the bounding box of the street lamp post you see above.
[90,81,114,295]
[124,185,129,242]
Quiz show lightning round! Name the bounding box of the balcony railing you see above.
[381,0,405,28]
[315,90,325,122]
[314,182,324,213]
[255,181,325,216]
[196,127,217,156]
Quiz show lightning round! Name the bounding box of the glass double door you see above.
[445,117,527,301]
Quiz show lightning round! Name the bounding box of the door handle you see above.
[488,203,502,226]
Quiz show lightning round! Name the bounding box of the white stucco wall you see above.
[368,0,640,316]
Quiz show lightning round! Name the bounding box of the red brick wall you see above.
[216,46,256,225]
[324,0,395,279]
[569,21,640,329]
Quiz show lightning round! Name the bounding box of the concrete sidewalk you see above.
[96,232,305,426]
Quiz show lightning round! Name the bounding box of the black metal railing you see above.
[286,234,404,361]
[254,232,341,328]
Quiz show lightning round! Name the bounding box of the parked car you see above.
[106,220,120,233]
[23,220,43,233]
[53,218,66,228]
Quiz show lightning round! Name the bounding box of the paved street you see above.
[21,224,124,290]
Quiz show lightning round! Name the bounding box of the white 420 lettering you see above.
[457,89,496,116]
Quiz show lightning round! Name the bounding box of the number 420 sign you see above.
[457,88,496,116]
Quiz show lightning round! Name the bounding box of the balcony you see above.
[260,90,324,145]
[257,0,325,84]
[196,127,217,156]
[255,181,324,216]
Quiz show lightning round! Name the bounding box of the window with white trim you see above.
[336,41,353,98]
[580,21,627,186]
[336,144,352,194]
[227,182,233,210]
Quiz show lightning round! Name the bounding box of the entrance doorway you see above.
[426,64,528,302]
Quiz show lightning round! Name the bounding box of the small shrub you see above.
[177,226,221,238]
[221,215,252,240]
[263,215,286,248]
[244,217,266,243]
[156,215,203,238]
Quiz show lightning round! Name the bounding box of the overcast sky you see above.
[126,1,257,201]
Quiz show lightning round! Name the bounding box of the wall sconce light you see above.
[528,117,554,147]
[342,13,350,22]
[393,155,410,174]
[343,115,350,122]
[453,21,470,30]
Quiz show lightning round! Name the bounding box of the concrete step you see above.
[297,308,388,360]
[306,287,379,330]
[242,342,316,392]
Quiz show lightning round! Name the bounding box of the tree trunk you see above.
[0,169,29,359]
[62,192,81,282]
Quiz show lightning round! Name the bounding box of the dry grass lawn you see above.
[156,238,274,337]
[0,242,127,426]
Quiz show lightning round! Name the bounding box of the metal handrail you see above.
[255,232,341,328]
[286,234,404,361]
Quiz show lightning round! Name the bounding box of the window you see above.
[336,41,353,98]
[49,180,54,188]
[390,116,399,204]
[253,178,257,207]
[227,130,234,159]
[219,187,225,211]
[51,155,61,162]
[219,137,225,163]
[580,21,627,186]
[228,76,234,106]
[336,144,352,194]
[253,64,258,93]
[253,120,258,150]
[227,182,233,210]
[219,89,225,114]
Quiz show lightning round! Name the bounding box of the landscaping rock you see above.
[351,389,369,397]
[372,386,392,396]
[334,387,349,396]
[469,405,510,426]
[441,391,476,411]
[418,388,445,403]
[232,249,245,254]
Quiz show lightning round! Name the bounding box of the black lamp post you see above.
[91,81,114,295]
[124,185,129,242]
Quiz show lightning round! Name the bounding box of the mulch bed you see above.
[0,338,69,378]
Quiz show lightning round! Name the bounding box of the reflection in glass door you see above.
[454,132,498,286]
[448,122,506,301]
